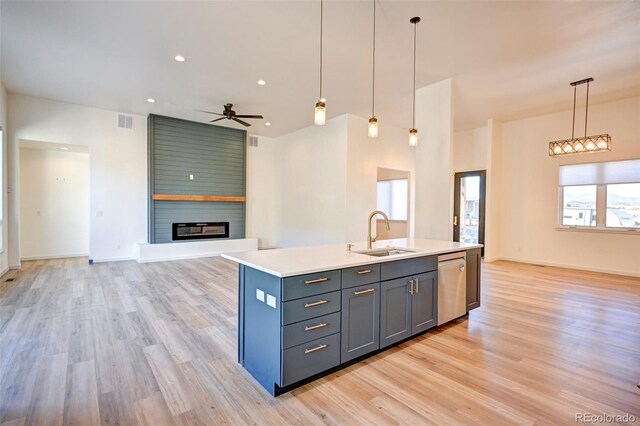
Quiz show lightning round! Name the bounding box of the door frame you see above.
[453,170,486,256]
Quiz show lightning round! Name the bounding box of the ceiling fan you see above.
[196,103,263,127]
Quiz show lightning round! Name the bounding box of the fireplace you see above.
[172,222,230,241]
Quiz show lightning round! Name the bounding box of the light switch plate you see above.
[256,288,265,302]
[189,174,194,181]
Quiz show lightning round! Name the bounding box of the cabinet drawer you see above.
[282,312,341,349]
[281,333,340,387]
[342,264,380,289]
[381,256,437,281]
[282,270,341,301]
[282,291,341,326]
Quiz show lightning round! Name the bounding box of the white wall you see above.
[414,79,454,241]
[246,135,278,249]
[7,94,147,262]
[247,116,348,248]
[19,147,89,259]
[453,126,488,172]
[0,83,9,274]
[498,96,640,276]
[345,114,415,243]
[484,119,503,261]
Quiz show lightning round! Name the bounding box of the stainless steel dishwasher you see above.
[437,251,467,325]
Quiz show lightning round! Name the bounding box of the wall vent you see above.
[248,135,258,147]
[118,114,133,129]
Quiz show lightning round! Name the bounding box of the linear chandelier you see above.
[549,78,611,157]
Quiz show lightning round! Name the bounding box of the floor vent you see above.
[5,278,15,282]
[118,114,133,129]
[248,135,258,147]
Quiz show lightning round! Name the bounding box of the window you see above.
[606,183,640,228]
[558,159,640,231]
[562,185,597,226]
[377,179,408,221]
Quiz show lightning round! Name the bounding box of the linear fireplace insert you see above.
[172,222,230,241]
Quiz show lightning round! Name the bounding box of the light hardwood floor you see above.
[0,257,638,425]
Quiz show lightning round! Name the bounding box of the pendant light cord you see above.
[584,81,589,137]
[319,0,323,100]
[412,19,417,129]
[371,0,376,117]
[571,85,576,139]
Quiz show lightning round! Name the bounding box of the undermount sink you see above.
[353,247,417,257]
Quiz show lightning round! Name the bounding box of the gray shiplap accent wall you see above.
[148,115,246,243]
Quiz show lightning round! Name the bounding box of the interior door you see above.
[453,171,486,256]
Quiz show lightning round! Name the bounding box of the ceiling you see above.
[2,1,639,137]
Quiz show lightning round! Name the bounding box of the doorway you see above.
[453,170,485,256]
[19,141,90,260]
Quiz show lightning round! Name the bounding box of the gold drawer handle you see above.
[304,300,328,308]
[354,288,375,296]
[305,277,329,284]
[356,269,372,275]
[304,322,328,331]
[304,343,328,354]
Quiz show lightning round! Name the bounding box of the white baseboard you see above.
[489,256,640,278]
[0,267,9,278]
[21,253,89,261]
[9,264,21,270]
[136,238,258,263]
[91,256,135,263]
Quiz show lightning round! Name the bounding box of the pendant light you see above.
[368,0,378,138]
[409,17,420,147]
[314,0,326,126]
[549,78,611,157]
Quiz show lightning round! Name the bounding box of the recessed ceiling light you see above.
[265,122,271,126]
[60,147,69,150]
[147,98,156,103]
[257,80,266,86]
[174,55,186,62]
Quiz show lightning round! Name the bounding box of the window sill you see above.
[555,226,640,235]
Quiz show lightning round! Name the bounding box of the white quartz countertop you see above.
[221,238,482,278]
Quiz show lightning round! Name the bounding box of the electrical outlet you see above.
[96,211,104,217]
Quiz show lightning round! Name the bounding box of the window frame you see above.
[557,184,640,234]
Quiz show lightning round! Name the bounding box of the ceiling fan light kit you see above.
[549,78,611,157]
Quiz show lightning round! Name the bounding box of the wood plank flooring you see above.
[0,257,638,425]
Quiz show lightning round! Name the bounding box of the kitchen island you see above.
[222,238,482,396]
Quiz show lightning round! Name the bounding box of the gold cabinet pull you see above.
[304,343,328,354]
[304,322,328,331]
[304,300,328,308]
[305,277,329,284]
[356,269,372,275]
[354,288,375,296]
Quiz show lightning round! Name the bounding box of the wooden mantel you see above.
[152,194,246,202]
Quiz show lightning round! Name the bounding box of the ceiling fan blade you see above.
[234,114,263,119]
[210,117,226,123]
[195,109,224,116]
[232,117,251,127]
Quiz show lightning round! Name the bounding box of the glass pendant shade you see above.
[368,117,378,138]
[314,101,326,126]
[409,128,418,147]
[548,134,611,157]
